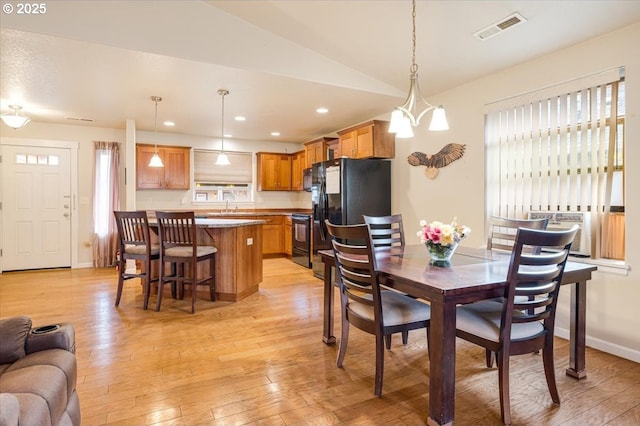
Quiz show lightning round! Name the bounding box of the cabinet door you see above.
[137,145,165,189]
[355,125,374,158]
[277,154,292,190]
[163,147,191,189]
[304,143,318,168]
[339,131,356,158]
[291,151,305,191]
[258,153,278,190]
[284,216,292,255]
[257,216,284,254]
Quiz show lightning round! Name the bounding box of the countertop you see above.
[194,218,265,228]
[195,211,310,218]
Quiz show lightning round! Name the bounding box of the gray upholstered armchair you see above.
[0,316,80,426]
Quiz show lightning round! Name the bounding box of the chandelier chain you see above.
[411,0,418,73]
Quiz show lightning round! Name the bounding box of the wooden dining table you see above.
[318,244,597,426]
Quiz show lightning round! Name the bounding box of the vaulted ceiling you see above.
[2,1,639,143]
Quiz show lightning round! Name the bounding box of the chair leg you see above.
[384,334,391,350]
[336,316,349,368]
[115,260,125,307]
[374,332,385,397]
[486,349,495,368]
[209,255,216,301]
[190,261,197,314]
[497,351,512,425]
[542,337,560,404]
[156,260,165,312]
[142,260,151,310]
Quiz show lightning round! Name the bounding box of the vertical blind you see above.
[485,68,624,258]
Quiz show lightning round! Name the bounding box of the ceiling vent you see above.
[473,13,527,41]
[66,117,95,122]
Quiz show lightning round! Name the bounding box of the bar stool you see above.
[113,210,160,309]
[155,211,217,313]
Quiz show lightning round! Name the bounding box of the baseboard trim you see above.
[555,326,640,363]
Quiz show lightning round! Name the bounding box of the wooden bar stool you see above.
[113,210,160,309]
[155,211,217,314]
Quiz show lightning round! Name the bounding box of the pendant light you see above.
[1,105,31,129]
[148,96,164,168]
[389,0,449,138]
[215,89,231,166]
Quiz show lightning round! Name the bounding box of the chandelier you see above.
[389,0,449,138]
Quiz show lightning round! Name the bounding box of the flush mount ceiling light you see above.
[1,105,31,129]
[389,0,449,138]
[148,96,164,168]
[215,89,231,166]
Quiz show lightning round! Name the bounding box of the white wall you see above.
[391,22,640,361]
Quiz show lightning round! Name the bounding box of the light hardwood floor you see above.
[1,258,639,425]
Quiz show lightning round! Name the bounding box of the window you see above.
[92,141,120,267]
[485,69,625,260]
[193,150,253,203]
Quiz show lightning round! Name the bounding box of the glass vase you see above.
[425,241,458,266]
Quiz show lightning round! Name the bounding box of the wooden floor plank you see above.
[1,258,639,425]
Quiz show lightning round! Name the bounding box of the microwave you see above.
[303,168,312,192]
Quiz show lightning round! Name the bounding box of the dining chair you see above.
[486,215,550,366]
[456,225,578,425]
[324,220,431,397]
[155,211,217,314]
[362,214,405,249]
[487,216,549,253]
[363,214,412,348]
[113,210,160,309]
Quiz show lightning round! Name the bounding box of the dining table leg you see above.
[427,299,457,426]
[566,279,587,379]
[322,261,336,344]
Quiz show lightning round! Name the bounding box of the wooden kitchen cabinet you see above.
[256,215,284,255]
[256,152,292,191]
[136,144,191,189]
[291,150,306,191]
[304,137,336,168]
[337,120,395,159]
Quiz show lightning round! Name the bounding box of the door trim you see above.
[1,137,79,271]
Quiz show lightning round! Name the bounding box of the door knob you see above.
[64,204,69,209]
[64,212,70,217]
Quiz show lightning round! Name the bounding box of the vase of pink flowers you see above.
[417,218,470,266]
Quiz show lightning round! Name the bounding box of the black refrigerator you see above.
[311,158,391,279]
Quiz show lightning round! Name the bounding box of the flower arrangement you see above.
[417,218,471,263]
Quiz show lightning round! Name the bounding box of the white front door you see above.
[1,144,72,271]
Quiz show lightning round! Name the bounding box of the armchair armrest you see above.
[25,322,75,354]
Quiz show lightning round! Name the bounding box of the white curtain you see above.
[92,141,120,267]
[485,69,624,259]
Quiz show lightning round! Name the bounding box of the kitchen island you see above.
[194,218,264,302]
[150,218,264,302]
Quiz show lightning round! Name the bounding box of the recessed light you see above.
[316,107,329,114]
[234,116,246,121]
[163,121,175,127]
[224,133,232,138]
[270,132,280,137]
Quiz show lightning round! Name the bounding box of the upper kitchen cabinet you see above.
[304,137,336,168]
[136,144,191,190]
[291,150,306,191]
[337,120,395,159]
[256,152,292,191]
